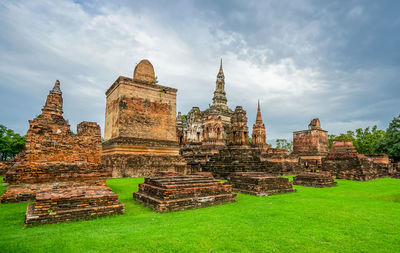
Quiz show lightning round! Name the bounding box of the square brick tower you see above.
[293,118,329,170]
[102,59,186,177]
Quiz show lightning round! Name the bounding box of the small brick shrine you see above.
[227,172,296,196]
[293,172,337,188]
[133,175,236,212]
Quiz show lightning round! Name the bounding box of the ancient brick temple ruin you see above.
[230,106,250,147]
[322,141,390,181]
[202,59,234,137]
[102,59,186,177]
[1,81,124,225]
[203,106,269,178]
[293,118,329,170]
[133,175,237,212]
[228,172,296,196]
[293,172,337,188]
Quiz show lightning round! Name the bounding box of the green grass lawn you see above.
[0,176,399,253]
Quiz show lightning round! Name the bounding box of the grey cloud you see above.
[0,0,399,144]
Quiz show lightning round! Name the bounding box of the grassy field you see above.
[0,176,399,253]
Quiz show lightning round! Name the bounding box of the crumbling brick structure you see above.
[133,175,236,212]
[228,172,296,196]
[201,110,226,153]
[230,106,249,147]
[293,118,329,170]
[176,112,184,145]
[293,172,337,188]
[183,107,203,144]
[0,160,14,177]
[322,141,381,181]
[201,59,234,141]
[102,59,187,177]
[0,80,124,225]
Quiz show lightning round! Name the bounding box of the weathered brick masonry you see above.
[102,60,187,177]
[228,172,296,196]
[293,172,337,188]
[133,175,237,212]
[0,80,124,225]
[322,141,389,181]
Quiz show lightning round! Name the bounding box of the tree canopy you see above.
[275,139,293,152]
[328,113,400,159]
[0,124,26,161]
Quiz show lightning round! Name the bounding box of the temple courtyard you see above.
[1,176,399,252]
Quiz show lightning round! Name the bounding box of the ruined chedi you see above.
[202,59,234,140]
[1,81,124,225]
[102,59,187,177]
[252,101,269,151]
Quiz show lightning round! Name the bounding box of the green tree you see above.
[352,126,385,154]
[328,134,337,148]
[333,131,355,142]
[375,114,400,159]
[275,139,293,152]
[0,124,26,161]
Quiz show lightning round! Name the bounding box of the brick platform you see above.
[322,141,381,181]
[25,185,124,226]
[190,172,214,178]
[227,172,296,196]
[133,175,236,212]
[293,172,337,188]
[154,171,185,177]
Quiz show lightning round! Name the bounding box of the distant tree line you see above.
[328,113,400,159]
[0,124,26,161]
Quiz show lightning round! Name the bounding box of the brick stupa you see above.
[252,101,269,151]
[102,60,187,177]
[1,80,124,225]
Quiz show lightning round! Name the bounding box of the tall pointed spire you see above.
[256,100,263,123]
[252,100,266,146]
[212,59,228,107]
[218,58,224,77]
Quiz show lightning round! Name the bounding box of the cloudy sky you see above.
[0,0,399,143]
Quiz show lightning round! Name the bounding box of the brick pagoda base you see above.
[293,172,337,188]
[133,175,236,212]
[228,172,296,196]
[25,185,124,226]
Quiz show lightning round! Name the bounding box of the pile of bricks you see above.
[25,185,124,226]
[227,172,296,196]
[133,175,236,212]
[293,172,337,188]
[0,161,14,177]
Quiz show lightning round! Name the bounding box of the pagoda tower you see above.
[212,59,228,108]
[252,100,267,145]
